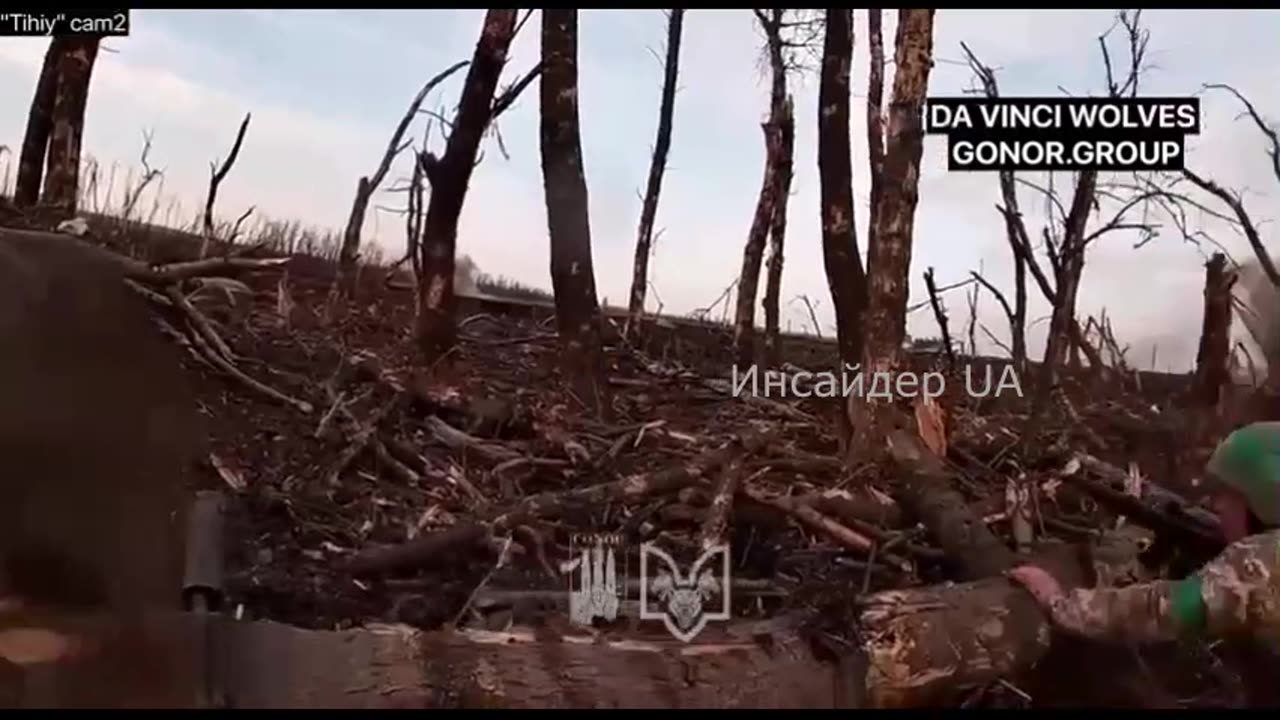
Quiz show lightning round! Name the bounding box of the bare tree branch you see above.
[201,112,251,258]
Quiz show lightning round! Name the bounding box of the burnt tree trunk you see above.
[761,96,794,367]
[998,167,1029,369]
[626,9,684,332]
[733,124,782,371]
[540,9,610,418]
[42,36,101,218]
[865,9,886,256]
[817,9,866,372]
[1039,170,1097,392]
[339,176,372,291]
[14,38,71,209]
[732,9,789,371]
[414,10,518,363]
[964,49,1029,372]
[1193,252,1236,408]
[849,10,935,454]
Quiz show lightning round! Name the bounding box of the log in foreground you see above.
[7,531,1145,708]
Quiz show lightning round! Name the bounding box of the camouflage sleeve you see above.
[1045,530,1280,645]
[1197,530,1280,642]
[1045,579,1183,643]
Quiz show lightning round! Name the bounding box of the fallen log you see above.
[6,526,1146,708]
[886,428,1017,579]
[1066,453,1222,555]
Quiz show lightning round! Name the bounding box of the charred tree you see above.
[865,9,886,256]
[626,9,684,334]
[732,9,791,370]
[42,36,101,218]
[733,122,783,370]
[1039,171,1097,382]
[1193,253,1236,408]
[761,96,795,367]
[200,113,252,258]
[817,8,866,372]
[14,38,71,209]
[960,13,1151,398]
[540,9,610,418]
[960,45,1027,369]
[336,62,467,297]
[414,10,518,363]
[848,9,935,452]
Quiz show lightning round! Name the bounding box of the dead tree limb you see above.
[200,113,251,259]
[886,427,1016,580]
[118,131,163,223]
[348,433,767,576]
[697,452,746,552]
[922,267,957,370]
[1202,82,1280,186]
[1181,168,1279,287]
[626,9,684,336]
[960,42,1028,368]
[491,62,543,119]
[336,61,469,295]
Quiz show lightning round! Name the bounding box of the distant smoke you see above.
[1235,256,1280,375]
[455,253,479,296]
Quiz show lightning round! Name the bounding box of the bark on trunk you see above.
[732,10,789,371]
[849,10,935,455]
[886,428,1016,579]
[414,11,518,364]
[865,9,886,256]
[733,123,782,370]
[626,9,684,332]
[817,9,866,372]
[338,176,371,293]
[1193,253,1236,409]
[996,169,1029,369]
[540,9,610,418]
[761,96,794,368]
[41,36,101,219]
[14,38,70,208]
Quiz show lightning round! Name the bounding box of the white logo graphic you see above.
[639,542,731,642]
[562,535,622,626]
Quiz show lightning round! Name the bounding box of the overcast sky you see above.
[1,9,1276,371]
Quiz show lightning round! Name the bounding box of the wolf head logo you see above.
[639,542,730,642]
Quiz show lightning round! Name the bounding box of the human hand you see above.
[1007,565,1065,608]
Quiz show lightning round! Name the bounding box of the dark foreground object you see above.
[0,228,200,613]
